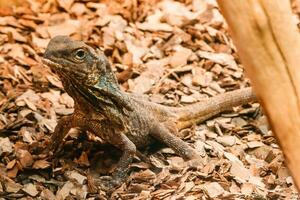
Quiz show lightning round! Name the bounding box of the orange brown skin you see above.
[43,36,257,190]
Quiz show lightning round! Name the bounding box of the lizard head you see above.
[43,36,133,130]
[43,35,110,86]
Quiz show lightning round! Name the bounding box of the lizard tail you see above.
[175,87,257,130]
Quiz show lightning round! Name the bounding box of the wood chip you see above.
[204,182,225,198]
[66,171,87,184]
[217,135,236,147]
[0,137,13,155]
[22,183,39,197]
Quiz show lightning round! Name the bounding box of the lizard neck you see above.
[60,78,92,111]
[61,71,132,131]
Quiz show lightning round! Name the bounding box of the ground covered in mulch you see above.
[0,0,299,199]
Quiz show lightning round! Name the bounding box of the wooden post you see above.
[217,0,300,190]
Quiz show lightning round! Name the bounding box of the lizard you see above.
[42,35,257,190]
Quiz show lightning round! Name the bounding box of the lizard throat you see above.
[67,78,132,132]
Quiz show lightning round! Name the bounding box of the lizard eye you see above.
[75,49,86,60]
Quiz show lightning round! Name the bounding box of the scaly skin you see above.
[42,36,257,190]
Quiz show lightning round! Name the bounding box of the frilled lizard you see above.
[42,36,257,190]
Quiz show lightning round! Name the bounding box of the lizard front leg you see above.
[107,133,136,187]
[88,121,136,190]
[45,115,73,155]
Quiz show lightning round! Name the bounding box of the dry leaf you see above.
[217,135,236,147]
[6,159,16,169]
[22,183,39,197]
[136,10,173,32]
[230,161,251,182]
[18,150,33,168]
[76,151,90,167]
[57,0,74,11]
[169,47,192,67]
[56,181,74,200]
[241,183,254,195]
[7,165,18,178]
[33,160,51,169]
[4,177,22,193]
[66,170,86,184]
[197,50,239,70]
[0,137,13,155]
[40,189,56,199]
[47,20,81,38]
[204,182,225,198]
[130,59,167,94]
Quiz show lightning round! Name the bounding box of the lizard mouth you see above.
[42,58,62,69]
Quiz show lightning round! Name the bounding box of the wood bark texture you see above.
[217,0,300,190]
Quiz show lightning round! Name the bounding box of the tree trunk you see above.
[217,0,300,190]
